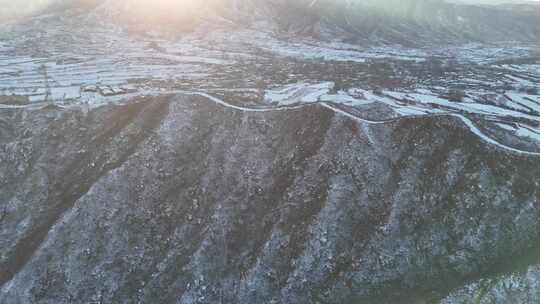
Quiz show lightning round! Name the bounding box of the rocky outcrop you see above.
[1,94,540,303]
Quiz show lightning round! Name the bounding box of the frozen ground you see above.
[0,11,539,154]
[2,4,540,304]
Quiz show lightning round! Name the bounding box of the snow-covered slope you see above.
[79,0,540,45]
[21,0,540,45]
[1,2,540,303]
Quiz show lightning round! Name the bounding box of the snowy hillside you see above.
[1,1,540,304]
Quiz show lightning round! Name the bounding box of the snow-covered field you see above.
[1,10,539,153]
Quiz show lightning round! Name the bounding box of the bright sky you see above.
[0,0,539,23]
[458,0,540,3]
[0,0,213,22]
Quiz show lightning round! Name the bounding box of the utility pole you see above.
[40,63,51,102]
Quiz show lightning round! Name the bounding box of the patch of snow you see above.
[505,74,534,86]
[505,92,540,113]
[496,123,517,132]
[516,126,540,142]
[49,86,81,101]
[264,82,334,106]
[319,92,373,106]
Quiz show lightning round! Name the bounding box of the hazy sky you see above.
[0,0,58,21]
[458,0,540,3]
[1,0,539,22]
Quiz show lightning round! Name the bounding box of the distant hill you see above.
[10,0,540,46]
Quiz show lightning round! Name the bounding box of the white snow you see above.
[264,83,377,107]
[381,89,540,123]
[264,82,334,106]
[516,126,540,142]
[496,123,517,132]
[319,92,373,106]
[505,74,534,86]
[505,92,540,113]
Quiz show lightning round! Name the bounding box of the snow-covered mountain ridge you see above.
[1,1,540,303]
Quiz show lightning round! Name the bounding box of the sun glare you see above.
[105,0,223,29]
